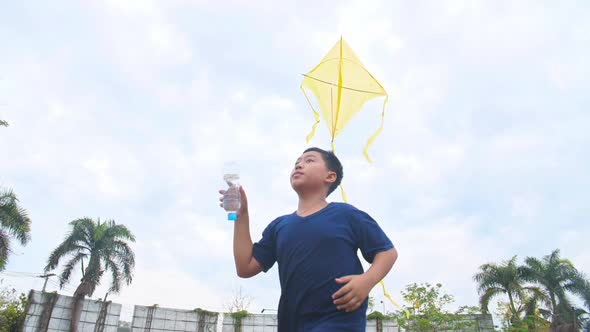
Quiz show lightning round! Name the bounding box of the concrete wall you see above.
[366,319,399,332]
[221,313,276,332]
[130,305,220,332]
[458,314,495,331]
[220,315,400,332]
[22,290,494,332]
[22,290,121,332]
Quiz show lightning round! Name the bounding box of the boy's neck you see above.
[296,193,328,217]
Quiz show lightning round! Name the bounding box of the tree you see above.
[223,286,252,313]
[391,282,480,331]
[44,218,135,332]
[0,282,28,332]
[494,294,552,332]
[521,249,589,328]
[368,296,375,313]
[0,189,32,271]
[0,120,7,127]
[569,273,590,329]
[473,255,542,327]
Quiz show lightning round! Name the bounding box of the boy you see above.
[218,147,398,331]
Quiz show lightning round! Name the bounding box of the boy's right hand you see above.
[218,186,249,218]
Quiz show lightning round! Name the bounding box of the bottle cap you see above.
[228,212,237,221]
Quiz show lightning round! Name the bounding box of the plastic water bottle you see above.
[222,162,240,221]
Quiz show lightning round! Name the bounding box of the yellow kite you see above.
[301,37,389,164]
[300,38,408,318]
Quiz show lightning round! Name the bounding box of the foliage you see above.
[193,307,217,315]
[230,310,249,332]
[473,255,531,327]
[44,218,135,332]
[223,286,252,314]
[0,188,32,271]
[495,301,550,332]
[367,310,389,320]
[390,282,479,332]
[368,296,374,313]
[223,287,252,332]
[0,285,27,332]
[520,249,589,327]
[193,308,218,331]
[476,250,590,331]
[0,120,7,127]
[44,217,136,296]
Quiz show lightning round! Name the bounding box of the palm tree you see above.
[521,288,552,331]
[44,218,135,332]
[521,249,588,328]
[473,255,543,327]
[0,188,32,270]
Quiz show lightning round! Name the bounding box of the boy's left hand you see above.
[332,274,374,312]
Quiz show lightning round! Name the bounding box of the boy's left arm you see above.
[332,247,398,312]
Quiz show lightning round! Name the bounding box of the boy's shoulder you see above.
[330,201,366,214]
[268,202,367,224]
[277,202,362,217]
[330,201,358,210]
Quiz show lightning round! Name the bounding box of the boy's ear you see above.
[325,171,337,184]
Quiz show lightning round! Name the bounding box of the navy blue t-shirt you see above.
[252,202,394,331]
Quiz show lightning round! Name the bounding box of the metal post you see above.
[38,273,56,292]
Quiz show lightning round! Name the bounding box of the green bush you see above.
[0,287,28,332]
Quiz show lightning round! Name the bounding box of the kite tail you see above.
[380,280,410,319]
[329,141,349,203]
[301,86,321,143]
[362,95,389,163]
[340,185,348,203]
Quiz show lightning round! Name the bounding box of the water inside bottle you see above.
[223,172,240,219]
[223,173,240,186]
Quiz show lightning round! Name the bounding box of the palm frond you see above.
[104,221,136,242]
[0,189,32,245]
[0,230,10,270]
[45,218,99,272]
[480,287,504,313]
[104,257,122,294]
[111,241,135,284]
[59,252,87,287]
[45,235,85,272]
[524,286,551,308]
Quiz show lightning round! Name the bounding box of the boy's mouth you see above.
[292,171,304,177]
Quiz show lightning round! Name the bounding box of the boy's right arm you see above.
[233,207,263,278]
[220,186,263,278]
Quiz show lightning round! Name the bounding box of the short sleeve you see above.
[252,219,278,272]
[351,209,394,263]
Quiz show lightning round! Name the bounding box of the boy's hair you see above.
[303,147,343,196]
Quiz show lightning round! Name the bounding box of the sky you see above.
[1,0,589,324]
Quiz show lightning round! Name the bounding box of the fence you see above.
[21,290,494,332]
[22,290,121,332]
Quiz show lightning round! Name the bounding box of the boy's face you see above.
[290,151,336,195]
